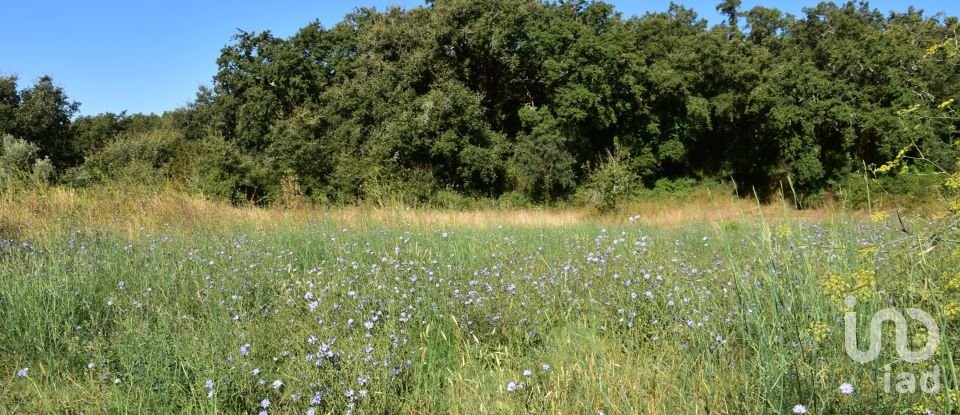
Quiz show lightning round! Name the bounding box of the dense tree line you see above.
[2,0,959,206]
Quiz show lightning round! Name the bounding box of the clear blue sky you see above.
[1,0,956,117]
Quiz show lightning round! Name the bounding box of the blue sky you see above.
[1,0,956,116]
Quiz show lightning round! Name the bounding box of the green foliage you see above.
[0,134,40,172]
[0,75,84,178]
[429,188,487,209]
[497,190,533,209]
[0,76,19,134]
[263,107,335,197]
[576,148,640,212]
[12,76,80,168]
[652,177,700,194]
[187,136,265,204]
[637,177,706,201]
[7,1,960,207]
[82,128,184,187]
[509,106,577,202]
[836,170,944,209]
[31,157,55,184]
[70,112,131,157]
[0,134,50,191]
[360,167,439,208]
[185,0,960,206]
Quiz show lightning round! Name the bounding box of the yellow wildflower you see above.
[774,224,792,238]
[946,172,960,189]
[851,269,877,300]
[912,330,930,349]
[946,273,960,291]
[875,145,911,174]
[857,246,878,259]
[945,302,960,320]
[820,274,850,304]
[875,163,893,174]
[948,389,959,405]
[807,321,830,343]
[870,211,888,223]
[913,403,935,415]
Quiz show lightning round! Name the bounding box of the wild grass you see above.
[0,188,958,414]
[0,184,848,239]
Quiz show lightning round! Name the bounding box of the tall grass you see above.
[0,189,957,414]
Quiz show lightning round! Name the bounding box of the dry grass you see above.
[332,206,585,229]
[620,196,842,226]
[0,185,855,239]
[331,198,842,229]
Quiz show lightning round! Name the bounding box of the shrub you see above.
[836,171,942,210]
[31,157,55,184]
[0,134,40,173]
[497,190,532,209]
[362,168,437,208]
[187,136,264,204]
[278,171,308,209]
[82,128,183,186]
[430,189,480,210]
[0,134,47,192]
[798,189,830,209]
[652,177,699,195]
[576,149,640,213]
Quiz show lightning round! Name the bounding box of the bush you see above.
[187,136,264,204]
[82,128,184,186]
[278,171,308,209]
[497,190,532,209]
[360,168,437,208]
[836,171,942,209]
[31,157,55,184]
[575,149,640,213]
[652,177,699,195]
[0,134,49,192]
[798,189,830,209]
[430,189,484,210]
[0,134,40,173]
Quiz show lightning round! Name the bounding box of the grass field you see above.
[1,188,959,414]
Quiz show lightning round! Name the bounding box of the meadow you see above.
[1,187,959,414]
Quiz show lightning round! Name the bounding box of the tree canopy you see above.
[3,1,959,206]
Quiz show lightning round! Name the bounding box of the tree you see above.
[716,0,742,29]
[14,76,80,168]
[0,76,19,135]
[169,0,960,205]
[70,112,128,157]
[509,105,576,201]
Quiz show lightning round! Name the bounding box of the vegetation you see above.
[1,0,958,208]
[2,3,960,412]
[0,188,959,413]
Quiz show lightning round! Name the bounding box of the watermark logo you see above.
[843,296,941,394]
[843,296,939,363]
